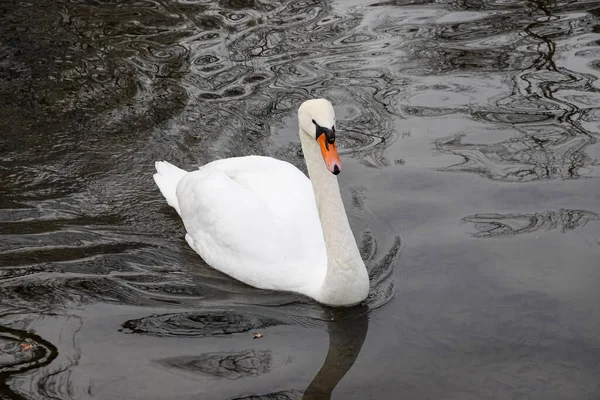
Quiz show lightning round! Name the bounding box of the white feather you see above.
[153,161,187,215]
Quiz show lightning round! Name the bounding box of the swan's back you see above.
[198,156,316,220]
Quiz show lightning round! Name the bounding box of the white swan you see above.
[153,99,369,306]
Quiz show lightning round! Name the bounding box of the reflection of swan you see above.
[153,99,369,307]
[303,307,369,400]
[153,307,370,400]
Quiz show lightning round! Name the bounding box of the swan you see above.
[153,99,369,307]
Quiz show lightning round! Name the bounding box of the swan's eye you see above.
[312,119,323,136]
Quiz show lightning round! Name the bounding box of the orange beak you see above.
[317,134,342,175]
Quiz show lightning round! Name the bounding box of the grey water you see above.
[1,0,600,398]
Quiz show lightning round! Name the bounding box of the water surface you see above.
[1,0,600,398]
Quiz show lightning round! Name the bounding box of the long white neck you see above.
[299,130,369,306]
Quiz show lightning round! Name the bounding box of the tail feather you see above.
[153,161,188,215]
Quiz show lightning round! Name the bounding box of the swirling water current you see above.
[1,0,600,398]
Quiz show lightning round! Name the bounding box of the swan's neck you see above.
[300,131,369,306]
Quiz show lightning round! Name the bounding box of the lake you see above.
[1,0,600,398]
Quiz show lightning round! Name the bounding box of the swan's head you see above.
[298,99,342,175]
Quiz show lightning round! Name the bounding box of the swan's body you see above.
[153,99,369,306]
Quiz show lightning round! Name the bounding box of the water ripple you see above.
[427,1,600,181]
[121,310,287,337]
[0,325,59,398]
[463,209,600,238]
[156,349,287,379]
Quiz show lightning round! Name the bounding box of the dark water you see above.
[1,0,600,398]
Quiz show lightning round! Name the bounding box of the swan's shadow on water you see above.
[300,306,369,400]
[231,306,370,400]
[149,305,370,400]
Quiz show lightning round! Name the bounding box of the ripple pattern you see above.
[121,311,286,337]
[425,1,600,181]
[156,349,284,379]
[463,209,600,238]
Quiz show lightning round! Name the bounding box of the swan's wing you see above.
[175,156,326,291]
